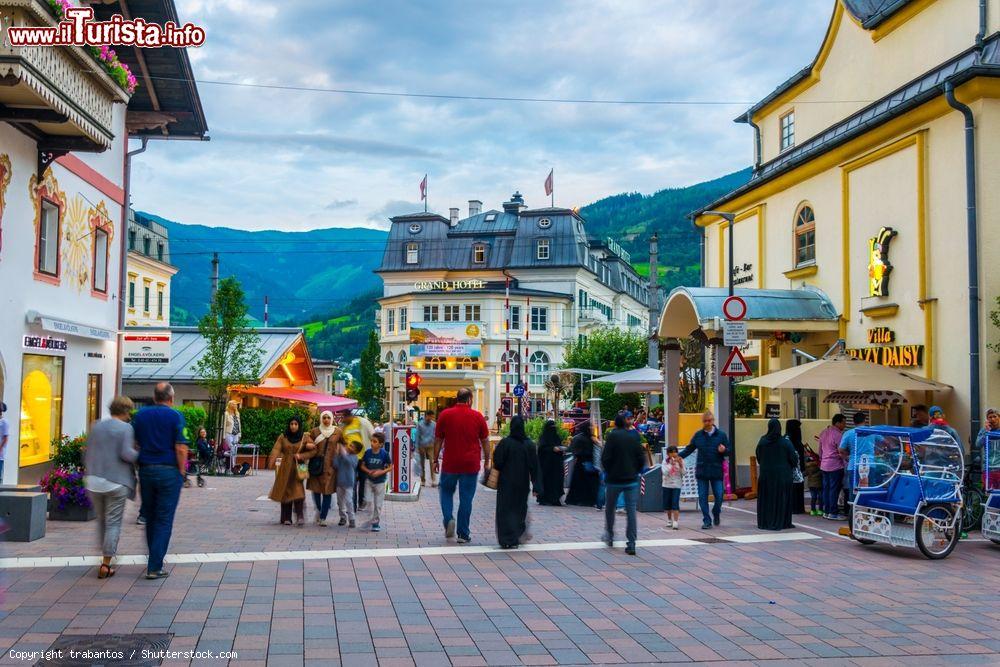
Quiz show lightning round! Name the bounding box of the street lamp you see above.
[702,210,737,492]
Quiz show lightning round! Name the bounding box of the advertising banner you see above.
[123,332,171,364]
[391,424,415,494]
[409,321,482,357]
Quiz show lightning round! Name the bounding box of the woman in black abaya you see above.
[755,418,797,531]
[493,416,540,549]
[565,421,599,507]
[536,420,566,506]
[785,419,807,514]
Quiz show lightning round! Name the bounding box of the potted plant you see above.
[41,434,95,521]
[41,467,94,521]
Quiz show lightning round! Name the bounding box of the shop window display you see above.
[20,354,64,466]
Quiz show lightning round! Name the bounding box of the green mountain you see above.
[138,213,388,325]
[579,167,751,291]
[291,289,380,364]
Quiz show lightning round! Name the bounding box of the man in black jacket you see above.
[681,410,731,529]
[601,414,646,555]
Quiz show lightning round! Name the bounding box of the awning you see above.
[237,386,357,412]
[658,286,840,338]
[739,354,952,393]
[588,367,662,393]
[26,310,115,341]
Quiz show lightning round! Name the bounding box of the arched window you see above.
[794,205,816,267]
[458,357,476,370]
[529,351,549,386]
[500,351,520,386]
[397,351,407,372]
[385,351,394,366]
[426,356,447,370]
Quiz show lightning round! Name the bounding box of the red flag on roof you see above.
[419,174,427,201]
[544,168,553,197]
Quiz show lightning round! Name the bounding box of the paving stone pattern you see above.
[1,474,997,666]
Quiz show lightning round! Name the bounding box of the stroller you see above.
[185,437,222,486]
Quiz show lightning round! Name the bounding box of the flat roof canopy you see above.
[237,386,358,412]
[658,286,841,339]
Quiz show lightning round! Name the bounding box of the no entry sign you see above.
[722,295,747,321]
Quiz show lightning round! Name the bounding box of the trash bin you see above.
[638,467,662,513]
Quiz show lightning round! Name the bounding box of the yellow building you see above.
[125,211,177,327]
[661,0,1000,474]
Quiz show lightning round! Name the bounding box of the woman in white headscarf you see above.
[305,410,341,526]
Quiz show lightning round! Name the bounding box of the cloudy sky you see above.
[129,0,833,231]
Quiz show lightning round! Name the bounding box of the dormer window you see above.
[537,239,550,260]
[405,242,419,264]
[484,212,497,222]
[780,110,795,151]
[473,243,486,263]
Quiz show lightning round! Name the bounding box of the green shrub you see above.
[177,405,207,441]
[51,434,87,470]
[500,417,569,444]
[239,407,315,456]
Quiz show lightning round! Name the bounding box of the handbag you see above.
[296,462,309,481]
[308,436,328,477]
[482,467,499,489]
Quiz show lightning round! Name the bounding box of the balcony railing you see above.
[0,1,130,152]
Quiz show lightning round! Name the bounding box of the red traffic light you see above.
[406,370,421,388]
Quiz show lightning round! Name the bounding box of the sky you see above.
[129,0,833,232]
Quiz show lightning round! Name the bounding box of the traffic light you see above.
[405,369,421,403]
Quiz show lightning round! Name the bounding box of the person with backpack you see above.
[305,411,341,526]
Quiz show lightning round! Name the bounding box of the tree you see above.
[353,329,385,422]
[194,277,264,440]
[563,328,647,375]
[678,337,707,413]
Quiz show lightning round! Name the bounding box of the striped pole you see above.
[504,274,511,395]
[524,296,530,415]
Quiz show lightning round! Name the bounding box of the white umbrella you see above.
[588,366,662,393]
[739,353,951,392]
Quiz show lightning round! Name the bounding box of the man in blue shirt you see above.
[132,382,186,579]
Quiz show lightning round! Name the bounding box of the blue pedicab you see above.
[850,426,964,559]
[983,431,1000,544]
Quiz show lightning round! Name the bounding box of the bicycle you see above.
[960,464,985,533]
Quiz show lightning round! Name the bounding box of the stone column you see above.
[663,340,681,447]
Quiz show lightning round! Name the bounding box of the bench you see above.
[0,491,47,542]
[856,474,958,514]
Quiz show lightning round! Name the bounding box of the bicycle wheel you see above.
[961,487,985,532]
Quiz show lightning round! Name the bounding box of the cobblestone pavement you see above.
[1,472,997,666]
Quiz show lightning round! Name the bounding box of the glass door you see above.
[86,374,102,428]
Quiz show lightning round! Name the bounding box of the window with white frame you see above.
[529,350,550,386]
[423,305,439,322]
[530,306,548,332]
[399,307,408,330]
[444,305,460,321]
[37,199,60,276]
[405,242,419,264]
[780,111,795,151]
[385,351,395,366]
[464,304,481,321]
[92,227,109,293]
[509,305,521,330]
[794,204,816,267]
[473,243,486,263]
[501,351,520,386]
[536,238,550,260]
[386,308,395,333]
[397,350,407,371]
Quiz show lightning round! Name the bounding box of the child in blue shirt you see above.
[360,432,393,532]
[335,441,360,527]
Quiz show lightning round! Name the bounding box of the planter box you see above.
[235,454,270,470]
[48,501,96,521]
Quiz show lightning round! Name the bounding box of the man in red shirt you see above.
[433,387,490,543]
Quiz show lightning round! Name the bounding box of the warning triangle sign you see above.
[721,346,752,377]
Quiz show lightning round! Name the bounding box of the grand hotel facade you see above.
[659,0,1000,465]
[376,193,651,419]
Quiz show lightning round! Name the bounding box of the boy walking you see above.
[361,432,393,532]
[335,441,359,528]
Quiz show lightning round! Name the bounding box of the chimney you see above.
[502,191,526,215]
[449,207,460,226]
[468,199,482,217]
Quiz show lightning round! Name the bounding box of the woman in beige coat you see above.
[305,410,341,526]
[267,416,315,526]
